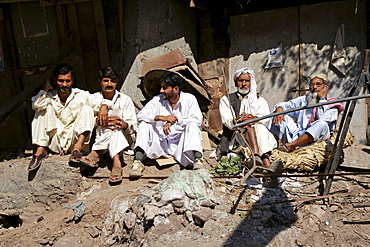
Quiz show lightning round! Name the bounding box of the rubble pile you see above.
[102,169,221,245]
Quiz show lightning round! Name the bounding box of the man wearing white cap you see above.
[219,67,277,168]
[270,74,343,152]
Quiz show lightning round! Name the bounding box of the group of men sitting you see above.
[28,63,204,183]
[219,67,343,171]
[28,63,343,185]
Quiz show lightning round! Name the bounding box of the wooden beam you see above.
[93,0,109,68]
[66,3,86,89]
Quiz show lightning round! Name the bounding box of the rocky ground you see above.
[0,145,370,247]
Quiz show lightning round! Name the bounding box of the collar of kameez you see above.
[237,91,249,101]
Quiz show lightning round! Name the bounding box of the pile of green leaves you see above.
[210,155,241,175]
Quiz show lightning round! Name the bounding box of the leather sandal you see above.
[28,150,48,171]
[69,150,82,163]
[109,166,122,184]
[277,144,289,153]
[80,152,100,167]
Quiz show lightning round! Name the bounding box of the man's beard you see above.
[162,90,174,100]
[58,86,71,94]
[237,87,250,95]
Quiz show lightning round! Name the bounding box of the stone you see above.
[309,205,326,220]
[192,208,213,226]
[151,222,171,237]
[124,212,137,229]
[85,226,100,238]
[137,190,154,207]
[158,204,174,217]
[144,204,161,221]
[329,205,339,212]
[154,215,170,226]
[53,235,83,247]
[200,200,217,208]
[172,200,184,208]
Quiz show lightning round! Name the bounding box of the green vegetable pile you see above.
[210,154,241,175]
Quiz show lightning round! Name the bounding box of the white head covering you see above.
[233,67,258,115]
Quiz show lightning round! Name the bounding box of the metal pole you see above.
[231,94,370,129]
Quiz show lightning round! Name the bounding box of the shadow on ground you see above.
[224,185,298,246]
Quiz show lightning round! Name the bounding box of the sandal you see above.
[80,152,100,167]
[277,144,289,153]
[109,166,122,184]
[69,150,82,163]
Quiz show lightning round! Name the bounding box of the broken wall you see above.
[120,0,198,108]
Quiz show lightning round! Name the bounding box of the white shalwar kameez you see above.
[91,90,137,159]
[135,92,203,167]
[31,88,104,154]
[219,94,277,155]
[269,95,340,145]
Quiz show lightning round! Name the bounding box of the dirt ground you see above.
[0,146,370,247]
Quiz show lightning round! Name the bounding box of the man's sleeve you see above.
[121,96,138,133]
[137,98,157,123]
[176,94,203,127]
[316,99,339,122]
[255,97,270,126]
[31,90,50,111]
[274,96,302,118]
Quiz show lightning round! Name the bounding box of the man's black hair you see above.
[160,72,183,89]
[99,67,118,81]
[51,63,75,87]
[52,63,75,79]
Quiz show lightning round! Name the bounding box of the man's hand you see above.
[163,122,172,135]
[155,115,178,125]
[272,106,285,125]
[106,116,127,130]
[97,104,109,126]
[236,113,256,123]
[43,78,54,92]
[154,115,178,135]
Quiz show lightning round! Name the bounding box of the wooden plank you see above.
[93,0,109,68]
[67,3,86,89]
[55,4,67,45]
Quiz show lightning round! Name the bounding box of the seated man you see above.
[218,67,277,168]
[130,72,204,178]
[28,63,107,171]
[80,67,137,183]
[269,74,343,152]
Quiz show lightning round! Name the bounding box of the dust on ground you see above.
[0,147,370,247]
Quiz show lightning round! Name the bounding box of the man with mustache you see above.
[218,67,278,170]
[269,74,343,152]
[28,63,108,171]
[80,67,137,184]
[130,72,204,178]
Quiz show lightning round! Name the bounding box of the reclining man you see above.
[28,63,108,171]
[218,67,277,168]
[269,74,343,152]
[130,72,204,178]
[80,67,137,183]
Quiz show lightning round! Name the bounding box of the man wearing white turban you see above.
[218,67,277,168]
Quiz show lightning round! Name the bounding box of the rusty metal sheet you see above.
[140,49,187,77]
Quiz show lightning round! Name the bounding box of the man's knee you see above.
[307,120,329,141]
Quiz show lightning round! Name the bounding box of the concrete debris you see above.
[102,169,220,245]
